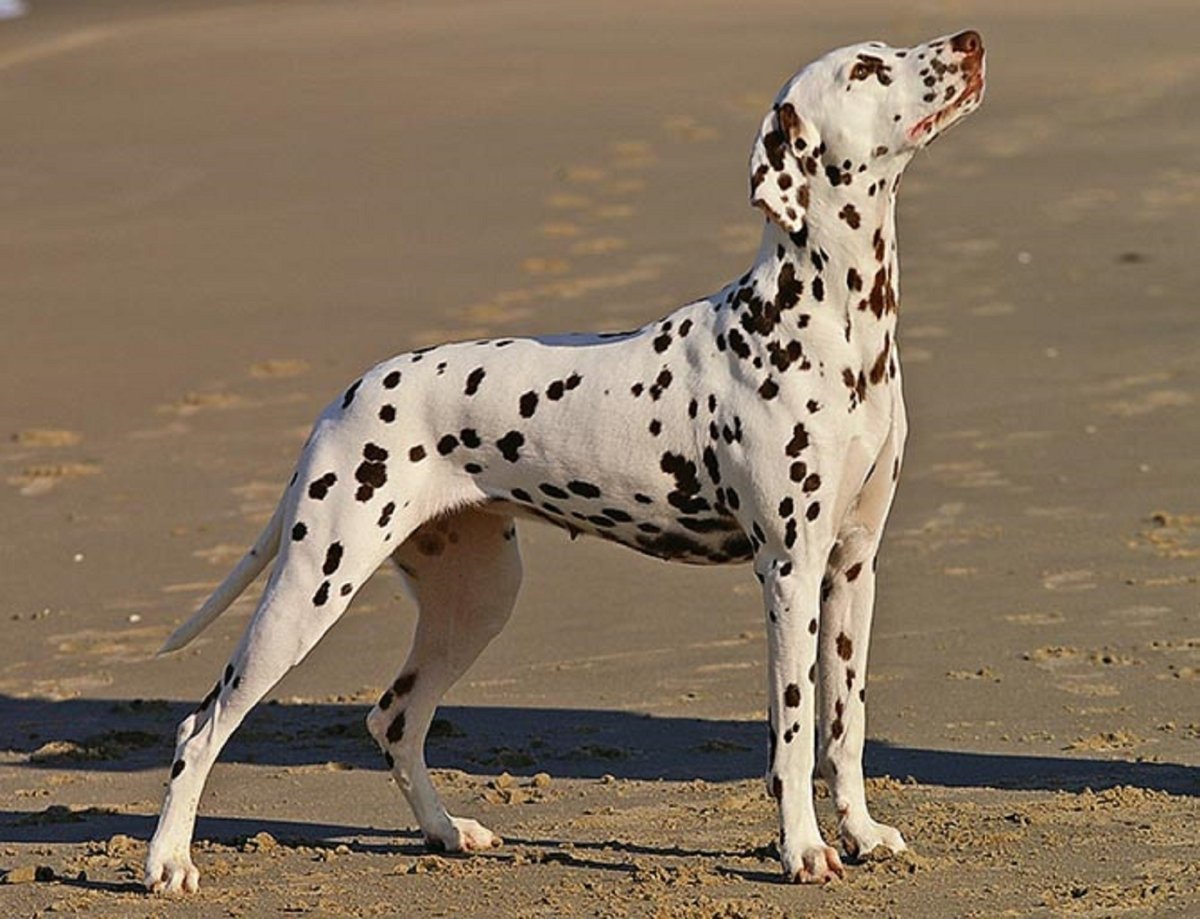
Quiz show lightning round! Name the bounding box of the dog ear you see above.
[748,102,813,235]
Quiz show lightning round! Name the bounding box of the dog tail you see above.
[156,499,285,656]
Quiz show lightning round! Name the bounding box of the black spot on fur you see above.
[465,367,486,396]
[660,452,710,514]
[511,488,532,503]
[784,683,800,707]
[379,404,396,423]
[702,446,721,485]
[460,428,482,448]
[519,391,539,418]
[497,431,524,462]
[171,759,185,779]
[341,379,362,408]
[408,445,426,463]
[355,448,389,502]
[308,473,337,500]
[386,710,405,744]
[648,368,673,401]
[313,581,331,607]
[378,502,396,528]
[383,370,401,389]
[393,672,417,697]
[539,483,568,500]
[567,480,601,499]
[726,328,751,360]
[437,434,459,455]
[323,542,343,576]
[547,380,566,400]
[292,522,307,541]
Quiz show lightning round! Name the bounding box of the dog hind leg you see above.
[145,455,435,893]
[366,509,522,852]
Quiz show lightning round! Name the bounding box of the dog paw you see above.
[144,849,200,895]
[425,816,502,853]
[840,815,907,861]
[783,843,845,884]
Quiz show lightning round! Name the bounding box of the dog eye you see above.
[850,62,872,81]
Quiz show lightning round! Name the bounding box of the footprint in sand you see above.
[926,459,1010,489]
[1102,389,1194,417]
[1064,730,1142,752]
[11,428,82,448]
[8,462,101,496]
[249,358,309,379]
[159,391,244,416]
[662,115,718,142]
[1003,611,1066,626]
[540,221,583,239]
[1053,677,1121,698]
[1042,569,1098,592]
[968,302,1016,317]
[559,165,607,184]
[544,192,592,210]
[590,203,636,221]
[6,429,95,495]
[609,140,655,170]
[520,256,571,276]
[1128,512,1200,560]
[570,236,627,256]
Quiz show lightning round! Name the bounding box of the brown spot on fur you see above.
[836,632,853,661]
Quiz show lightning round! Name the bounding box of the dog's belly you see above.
[483,497,753,566]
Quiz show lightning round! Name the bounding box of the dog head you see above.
[750,30,986,233]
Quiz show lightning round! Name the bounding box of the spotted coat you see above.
[145,29,986,895]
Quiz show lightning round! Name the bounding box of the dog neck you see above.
[742,175,901,364]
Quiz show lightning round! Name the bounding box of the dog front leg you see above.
[759,553,845,884]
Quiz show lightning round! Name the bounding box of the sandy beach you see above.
[1,0,1197,915]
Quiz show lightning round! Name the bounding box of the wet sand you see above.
[1,0,1197,915]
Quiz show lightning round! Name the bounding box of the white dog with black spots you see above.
[146,29,985,893]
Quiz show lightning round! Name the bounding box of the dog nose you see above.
[950,30,983,55]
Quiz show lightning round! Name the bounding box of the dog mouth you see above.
[906,65,985,143]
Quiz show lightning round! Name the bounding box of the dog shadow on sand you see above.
[1,693,1194,872]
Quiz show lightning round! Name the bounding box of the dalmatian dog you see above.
[145,30,985,893]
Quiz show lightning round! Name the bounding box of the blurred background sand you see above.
[1,1,1196,915]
